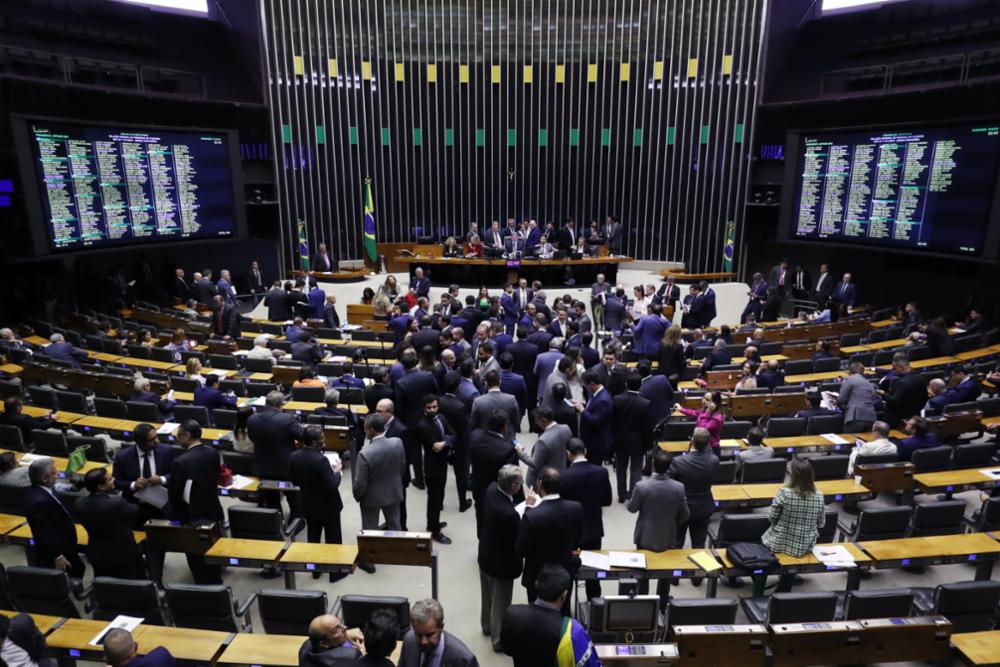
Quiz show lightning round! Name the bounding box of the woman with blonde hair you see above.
[186,357,206,387]
[442,236,462,258]
[657,324,686,384]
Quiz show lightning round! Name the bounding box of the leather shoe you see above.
[412,480,426,490]
[312,571,322,580]
[358,562,376,574]
[459,500,473,512]
[439,521,448,529]
[433,532,453,545]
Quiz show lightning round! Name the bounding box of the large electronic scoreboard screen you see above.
[17,118,240,253]
[783,122,1000,258]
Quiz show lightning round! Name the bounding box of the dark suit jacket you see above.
[195,278,218,305]
[4,614,50,667]
[46,341,88,367]
[410,277,431,298]
[757,368,785,390]
[23,485,77,566]
[74,491,139,568]
[654,284,681,309]
[414,413,454,478]
[265,288,292,321]
[557,226,577,249]
[172,277,191,301]
[399,631,478,667]
[639,374,675,427]
[579,388,612,460]
[393,370,439,429]
[128,646,178,667]
[114,443,174,496]
[312,251,336,272]
[469,430,518,505]
[364,383,394,413]
[501,603,564,667]
[193,386,237,420]
[668,449,719,520]
[832,281,856,307]
[560,461,612,545]
[298,641,361,667]
[551,400,579,437]
[291,341,324,369]
[131,390,174,419]
[0,411,55,445]
[701,348,733,372]
[322,303,341,329]
[438,393,470,456]
[516,497,583,587]
[247,408,304,479]
[212,305,241,338]
[169,444,224,523]
[604,295,627,332]
[613,391,653,456]
[410,328,440,354]
[290,447,343,520]
[885,372,930,426]
[478,482,523,579]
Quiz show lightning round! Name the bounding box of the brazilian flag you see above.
[363,178,378,264]
[723,220,735,272]
[297,220,310,271]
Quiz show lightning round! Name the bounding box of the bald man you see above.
[299,614,362,667]
[103,628,175,667]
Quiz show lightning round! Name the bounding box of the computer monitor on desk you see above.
[604,596,659,633]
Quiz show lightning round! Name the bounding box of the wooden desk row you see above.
[165,392,369,416]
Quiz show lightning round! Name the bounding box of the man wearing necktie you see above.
[833,272,856,308]
[414,396,455,545]
[249,260,264,305]
[312,242,336,273]
[488,221,504,251]
[23,458,85,577]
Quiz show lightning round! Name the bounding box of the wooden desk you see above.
[952,630,1000,666]
[45,617,115,660]
[279,543,358,588]
[24,335,49,346]
[115,356,178,372]
[21,405,87,426]
[216,632,302,666]
[717,542,870,590]
[0,513,26,537]
[165,365,239,378]
[711,485,750,509]
[6,521,144,547]
[860,533,1000,580]
[131,625,230,663]
[74,416,231,444]
[204,537,287,569]
[728,393,809,418]
[0,611,62,634]
[0,363,23,375]
[1,448,108,478]
[715,480,872,508]
[283,401,368,415]
[783,370,847,384]
[577,548,718,581]
[914,468,1000,494]
[957,344,1000,361]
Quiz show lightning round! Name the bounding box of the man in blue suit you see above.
[193,374,238,421]
[491,321,513,354]
[832,272,857,308]
[104,627,176,667]
[410,267,431,298]
[216,269,237,306]
[523,220,541,254]
[307,280,326,319]
[499,352,528,421]
[284,317,307,342]
[636,360,676,427]
[927,367,980,413]
[114,423,174,527]
[578,371,613,465]
[741,273,769,323]
[45,333,88,367]
[604,288,628,332]
[507,326,540,404]
[500,284,519,336]
[699,281,718,326]
[632,305,669,358]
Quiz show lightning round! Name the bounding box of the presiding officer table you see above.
[396,254,634,286]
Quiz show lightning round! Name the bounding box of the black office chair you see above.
[150,347,176,363]
[817,509,839,544]
[243,357,275,373]
[180,350,206,365]
[291,386,326,403]
[839,589,914,621]
[806,414,844,435]
[247,382,279,398]
[855,452,899,466]
[220,379,246,397]
[89,577,168,625]
[332,595,411,639]
[783,360,814,376]
[720,421,752,439]
[208,354,239,371]
[127,344,151,359]
[976,397,1000,417]
[308,414,349,428]
[918,581,1000,632]
[907,345,933,362]
[742,592,838,625]
[126,401,161,423]
[910,446,952,473]
[908,500,965,537]
[174,405,210,426]
[664,421,696,441]
[711,460,736,485]
[665,598,737,634]
[953,443,997,469]
[94,397,128,419]
[53,390,88,413]
[222,450,254,476]
[6,566,86,617]
[163,584,257,632]
[28,386,56,409]
[169,377,200,393]
[30,430,67,458]
[228,506,302,541]
[740,458,788,484]
[66,435,111,463]
[257,589,329,635]
[0,425,25,451]
[0,485,25,514]
[839,506,913,542]
[966,497,1000,532]
[810,455,850,480]
[813,358,841,373]
[943,401,980,415]
[839,333,862,347]
[766,418,807,438]
[0,379,22,400]
[213,409,238,430]
[709,514,771,549]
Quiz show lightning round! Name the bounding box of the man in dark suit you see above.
[290,331,324,370]
[298,614,362,667]
[171,268,191,302]
[603,215,622,255]
[549,383,579,437]
[832,272,857,308]
[741,273,769,323]
[635,360,675,428]
[104,628,177,667]
[45,333,88,367]
[75,468,142,578]
[413,395,455,544]
[399,599,479,667]
[169,421,223,584]
[322,295,340,329]
[668,428,718,584]
[812,263,834,307]
[130,376,175,421]
[654,276,681,312]
[757,359,786,390]
[23,458,84,577]
[307,280,326,320]
[516,467,583,613]
[290,424,344,581]
[247,260,265,304]
[194,270,218,306]
[364,366,394,413]
[469,412,518,527]
[769,259,790,300]
[632,306,669,357]
[512,279,533,313]
[193,374,237,422]
[312,242,336,273]
[210,295,240,340]
[286,279,310,319]
[410,267,431,298]
[884,357,930,427]
[0,396,57,447]
[477,465,523,652]
[613,374,653,502]
[560,439,612,600]
[498,352,528,422]
[439,373,473,513]
[247,391,303,513]
[603,288,628,332]
[410,318,440,355]
[523,221,541,254]
[506,327,539,405]
[577,371,613,465]
[791,264,812,302]
[394,354,439,487]
[557,218,578,249]
[265,281,292,321]
[500,285,518,336]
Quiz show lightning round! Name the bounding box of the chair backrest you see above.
[664,421,696,441]
[257,589,328,635]
[714,514,771,546]
[906,345,933,362]
[291,386,326,403]
[336,595,411,638]
[666,598,737,633]
[843,589,915,620]
[30,429,67,457]
[910,446,952,472]
[853,506,913,541]
[817,509,839,543]
[976,397,1000,417]
[28,386,55,409]
[934,581,1000,632]
[720,421,752,439]
[66,435,111,463]
[228,506,284,541]
[855,451,899,466]
[222,450,255,476]
[953,442,997,469]
[977,496,1000,532]
[169,377,200,393]
[711,460,736,485]
[94,397,128,418]
[164,584,240,632]
[244,356,275,373]
[740,458,788,483]
[246,382,279,398]
[220,379,246,397]
[91,577,166,625]
[767,592,838,624]
[0,424,25,451]
[909,500,966,537]
[6,566,81,617]
[53,390,88,413]
[813,357,841,373]
[806,414,844,435]
[214,409,238,430]
[127,344,151,359]
[839,333,862,347]
[0,379,22,399]
[174,405,210,426]
[126,401,161,423]
[150,347,176,363]
[810,455,850,480]
[0,484,26,514]
[208,354,239,371]
[766,418,807,438]
[784,359,814,375]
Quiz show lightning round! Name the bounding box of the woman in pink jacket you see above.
[674,391,725,452]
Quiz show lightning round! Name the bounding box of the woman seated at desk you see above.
[186,357,207,387]
[294,367,328,388]
[464,234,484,257]
[165,329,193,362]
[442,236,462,258]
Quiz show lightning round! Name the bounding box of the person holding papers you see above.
[756,458,826,595]
[75,468,142,579]
[290,424,345,582]
[847,421,898,475]
[559,438,613,602]
[169,420,223,584]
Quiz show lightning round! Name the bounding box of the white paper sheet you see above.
[183,479,193,503]
[579,550,610,571]
[820,433,849,445]
[89,615,143,646]
[608,551,647,569]
[134,484,169,509]
[324,452,341,468]
[811,544,856,568]
[514,501,527,518]
[18,453,45,465]
[156,423,178,436]
[229,474,255,490]
[979,469,1000,480]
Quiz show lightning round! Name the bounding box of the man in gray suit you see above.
[517,407,571,490]
[628,449,689,609]
[838,361,878,432]
[471,370,520,441]
[398,598,479,667]
[353,413,406,532]
[474,340,501,380]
